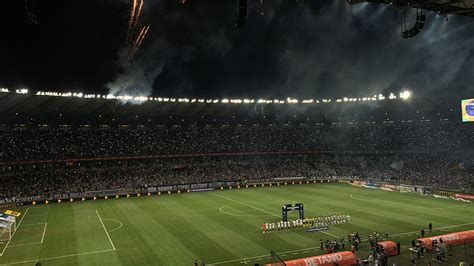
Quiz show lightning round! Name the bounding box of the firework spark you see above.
[132,0,144,35]
[128,0,138,35]
[128,24,150,62]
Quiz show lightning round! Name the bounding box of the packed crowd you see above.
[0,122,472,161]
[0,153,472,203]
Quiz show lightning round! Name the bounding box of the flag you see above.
[462,99,474,122]
[4,210,21,217]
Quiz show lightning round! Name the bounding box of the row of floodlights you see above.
[0,88,411,104]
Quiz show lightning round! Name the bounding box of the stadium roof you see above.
[0,92,459,126]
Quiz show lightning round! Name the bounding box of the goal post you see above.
[0,220,15,243]
[0,213,16,230]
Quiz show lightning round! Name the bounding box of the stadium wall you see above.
[13,179,338,207]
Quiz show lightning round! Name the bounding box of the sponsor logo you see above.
[304,253,344,265]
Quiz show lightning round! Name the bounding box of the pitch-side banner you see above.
[417,230,474,250]
[266,251,357,266]
[462,99,474,122]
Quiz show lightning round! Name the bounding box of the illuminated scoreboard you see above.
[462,99,474,122]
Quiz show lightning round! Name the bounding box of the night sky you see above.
[1,0,473,100]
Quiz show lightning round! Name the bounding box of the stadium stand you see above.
[0,93,472,203]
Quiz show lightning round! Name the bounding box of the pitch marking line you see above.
[212,193,341,239]
[96,210,116,250]
[40,223,47,243]
[102,218,123,233]
[211,246,320,265]
[349,194,472,210]
[19,223,46,227]
[0,208,30,257]
[431,204,473,210]
[218,206,268,217]
[7,242,42,248]
[7,223,47,248]
[389,221,474,238]
[3,249,115,265]
[212,193,279,218]
[24,209,97,218]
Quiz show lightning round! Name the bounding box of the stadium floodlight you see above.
[134,96,148,102]
[15,89,28,94]
[287,98,298,104]
[0,88,413,106]
[400,90,411,100]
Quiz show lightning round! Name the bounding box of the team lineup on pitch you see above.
[0,183,473,265]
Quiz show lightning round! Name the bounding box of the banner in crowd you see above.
[462,99,474,122]
[397,185,415,193]
[433,190,457,197]
[4,210,21,217]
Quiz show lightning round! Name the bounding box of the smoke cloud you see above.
[104,0,474,102]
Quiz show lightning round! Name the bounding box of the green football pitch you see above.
[1,182,473,266]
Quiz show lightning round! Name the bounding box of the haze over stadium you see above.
[0,0,473,266]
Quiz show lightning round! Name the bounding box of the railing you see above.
[0,149,450,166]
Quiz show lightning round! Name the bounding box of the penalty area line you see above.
[41,223,47,243]
[101,218,123,234]
[4,249,116,265]
[96,210,116,251]
[7,242,42,248]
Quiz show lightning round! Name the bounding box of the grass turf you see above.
[0,182,473,265]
